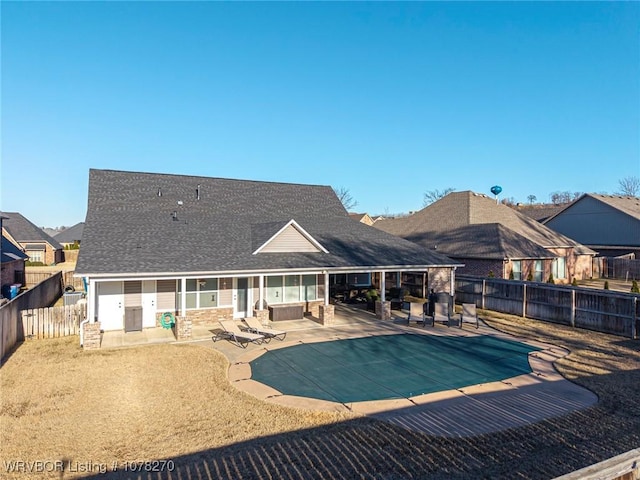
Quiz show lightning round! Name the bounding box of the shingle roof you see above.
[374,191,594,257]
[405,224,557,260]
[544,193,640,224]
[0,212,63,250]
[54,222,84,243]
[1,235,28,263]
[516,204,566,222]
[76,169,461,275]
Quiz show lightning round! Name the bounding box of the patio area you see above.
[212,305,598,437]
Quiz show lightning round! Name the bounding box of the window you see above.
[266,276,283,304]
[302,275,317,301]
[511,261,522,280]
[347,273,371,286]
[284,275,300,302]
[534,260,544,282]
[552,257,566,280]
[27,251,43,263]
[177,278,218,310]
[267,274,317,304]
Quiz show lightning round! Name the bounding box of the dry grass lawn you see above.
[1,339,351,479]
[1,312,639,479]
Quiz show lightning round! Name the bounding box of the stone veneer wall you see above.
[156,307,234,327]
[319,304,334,326]
[375,300,391,320]
[173,316,192,340]
[254,309,269,324]
[83,322,101,350]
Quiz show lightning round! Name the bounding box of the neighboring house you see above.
[0,212,63,265]
[75,169,462,332]
[348,212,375,226]
[1,218,28,293]
[516,204,566,223]
[374,191,595,283]
[54,222,85,248]
[543,194,640,258]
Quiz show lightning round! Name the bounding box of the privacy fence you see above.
[455,275,640,339]
[0,272,64,364]
[21,304,86,339]
[25,270,84,290]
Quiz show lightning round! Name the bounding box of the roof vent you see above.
[157,188,162,197]
[196,184,201,200]
[172,211,178,221]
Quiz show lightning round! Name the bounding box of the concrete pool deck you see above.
[196,304,598,438]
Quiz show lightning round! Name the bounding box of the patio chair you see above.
[215,320,264,348]
[243,317,287,341]
[461,303,479,329]
[407,302,426,326]
[432,302,450,326]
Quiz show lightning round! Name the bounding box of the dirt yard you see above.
[1,312,639,479]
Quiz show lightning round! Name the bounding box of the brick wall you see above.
[456,259,505,279]
[83,322,101,350]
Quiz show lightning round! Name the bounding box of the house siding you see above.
[546,196,640,248]
[260,225,320,253]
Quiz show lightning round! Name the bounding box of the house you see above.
[1,216,28,299]
[54,222,85,248]
[0,212,63,265]
[75,169,462,335]
[348,212,376,226]
[543,194,640,258]
[374,191,595,283]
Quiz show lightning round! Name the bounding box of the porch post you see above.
[380,272,386,302]
[324,271,330,305]
[87,279,96,322]
[259,274,264,309]
[180,277,187,317]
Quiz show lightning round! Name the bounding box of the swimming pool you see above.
[250,333,541,403]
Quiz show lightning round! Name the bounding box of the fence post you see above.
[522,284,527,318]
[481,279,486,310]
[570,289,576,328]
[633,296,637,340]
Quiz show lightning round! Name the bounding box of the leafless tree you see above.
[527,195,537,204]
[333,186,358,211]
[549,191,582,205]
[423,188,455,206]
[616,176,640,196]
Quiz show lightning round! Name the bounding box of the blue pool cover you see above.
[250,334,541,403]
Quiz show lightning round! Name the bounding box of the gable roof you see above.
[54,222,85,243]
[374,191,595,257]
[76,169,461,276]
[1,235,28,263]
[252,219,328,254]
[544,193,640,224]
[0,212,63,250]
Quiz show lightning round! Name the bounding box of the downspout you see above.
[80,318,89,346]
[80,277,91,346]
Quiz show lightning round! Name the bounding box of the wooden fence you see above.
[25,270,84,290]
[456,275,640,339]
[1,272,64,364]
[21,303,86,339]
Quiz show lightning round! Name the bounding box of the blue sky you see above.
[2,1,639,228]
